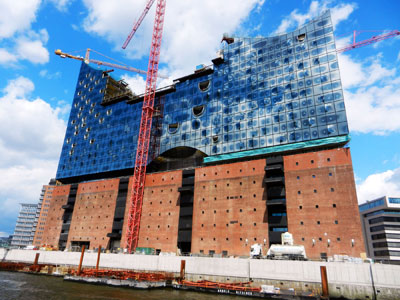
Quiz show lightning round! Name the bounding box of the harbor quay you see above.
[1,248,400,299]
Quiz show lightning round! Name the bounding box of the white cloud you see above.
[121,73,147,95]
[39,69,61,79]
[0,48,18,65]
[330,3,356,28]
[0,76,67,218]
[13,29,50,64]
[273,1,357,34]
[339,53,400,135]
[357,168,400,203]
[0,0,41,39]
[339,54,396,89]
[82,0,264,77]
[0,1,50,66]
[47,0,73,11]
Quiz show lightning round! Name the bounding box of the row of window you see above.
[370,224,400,232]
[364,210,400,218]
[296,172,333,179]
[297,187,335,194]
[373,242,400,248]
[371,233,400,240]
[299,204,337,209]
[374,250,400,257]
[300,220,338,225]
[369,216,400,225]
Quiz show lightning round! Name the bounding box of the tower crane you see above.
[123,0,166,253]
[337,30,400,53]
[55,48,168,79]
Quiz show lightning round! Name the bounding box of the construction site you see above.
[3,0,400,298]
[30,3,400,259]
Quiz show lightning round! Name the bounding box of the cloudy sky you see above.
[0,0,399,237]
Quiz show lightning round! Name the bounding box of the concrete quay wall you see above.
[1,248,399,299]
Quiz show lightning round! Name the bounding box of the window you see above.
[198,80,210,92]
[335,220,338,224]
[298,191,301,195]
[297,176,300,180]
[360,198,385,212]
[331,188,335,192]
[314,189,317,193]
[317,221,320,225]
[297,33,306,42]
[193,105,205,116]
[333,204,336,208]
[299,205,302,209]
[329,173,332,176]
[300,221,304,225]
[315,205,319,208]
[311,160,314,164]
[168,123,179,134]
[389,197,400,204]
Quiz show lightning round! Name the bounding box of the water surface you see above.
[0,271,243,300]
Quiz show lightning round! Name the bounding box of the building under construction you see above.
[36,11,365,259]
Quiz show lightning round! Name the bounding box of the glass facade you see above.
[359,198,386,212]
[56,63,143,179]
[389,198,400,204]
[56,10,348,180]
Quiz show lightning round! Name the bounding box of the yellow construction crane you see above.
[55,48,168,79]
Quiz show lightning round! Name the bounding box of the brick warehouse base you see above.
[40,147,365,259]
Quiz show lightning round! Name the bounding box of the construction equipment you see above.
[250,244,263,259]
[337,30,400,53]
[55,48,168,79]
[123,0,167,253]
[266,232,307,260]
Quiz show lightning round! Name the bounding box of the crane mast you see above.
[124,0,166,253]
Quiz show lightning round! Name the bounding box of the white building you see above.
[359,196,400,263]
[10,203,38,248]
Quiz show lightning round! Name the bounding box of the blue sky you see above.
[0,0,399,236]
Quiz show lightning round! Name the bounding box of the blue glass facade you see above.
[56,63,142,179]
[56,10,348,180]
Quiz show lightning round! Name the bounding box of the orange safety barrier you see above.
[181,280,261,292]
[0,262,28,271]
[69,268,174,282]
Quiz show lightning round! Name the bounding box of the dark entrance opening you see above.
[177,169,195,255]
[70,241,90,251]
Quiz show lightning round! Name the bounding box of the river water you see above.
[0,271,243,300]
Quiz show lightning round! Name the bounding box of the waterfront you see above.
[0,271,242,300]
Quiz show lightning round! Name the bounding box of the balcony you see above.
[264,176,285,184]
[178,186,194,193]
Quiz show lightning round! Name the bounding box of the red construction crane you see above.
[123,0,166,253]
[337,30,400,53]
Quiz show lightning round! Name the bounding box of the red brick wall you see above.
[192,159,268,256]
[284,148,365,259]
[41,185,70,248]
[33,185,55,246]
[66,178,119,250]
[121,170,182,252]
